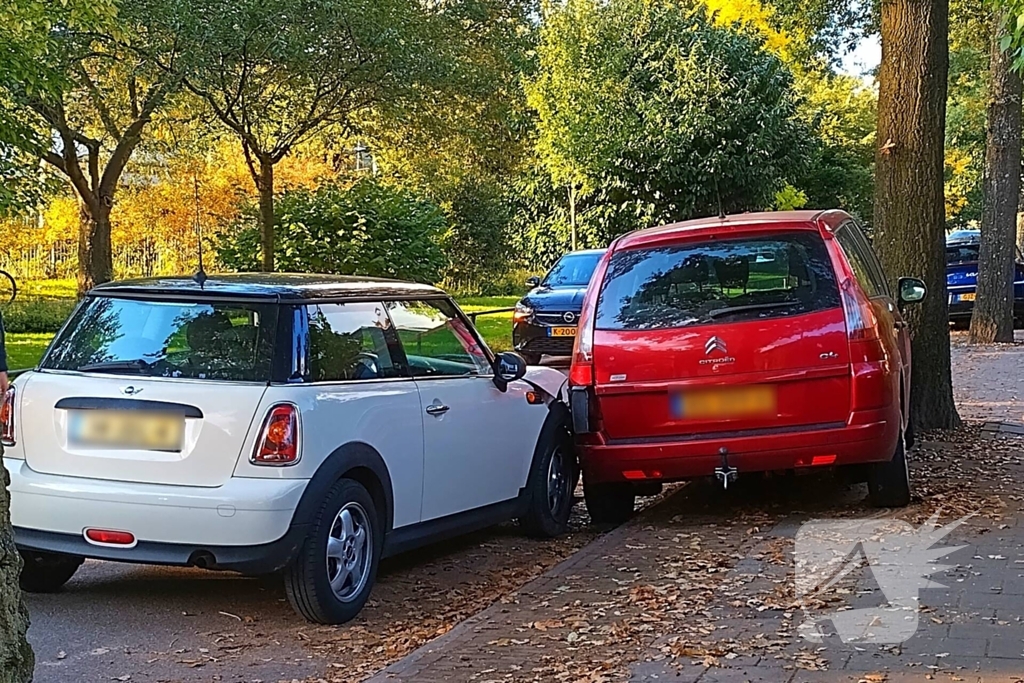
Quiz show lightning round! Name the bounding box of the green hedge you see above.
[2,299,77,334]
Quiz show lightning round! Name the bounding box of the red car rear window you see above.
[595,231,841,331]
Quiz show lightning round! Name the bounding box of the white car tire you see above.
[519,412,578,538]
[20,551,83,593]
[284,478,382,624]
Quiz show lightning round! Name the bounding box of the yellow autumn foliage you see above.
[700,0,802,63]
[0,139,335,279]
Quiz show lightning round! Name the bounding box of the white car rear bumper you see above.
[8,460,307,547]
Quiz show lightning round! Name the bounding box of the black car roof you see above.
[89,273,446,302]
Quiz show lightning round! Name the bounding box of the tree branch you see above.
[241,139,261,187]
[128,74,140,121]
[75,63,122,140]
[98,81,167,198]
[40,150,66,174]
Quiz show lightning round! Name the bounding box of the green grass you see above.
[7,333,53,371]
[457,296,518,353]
[455,295,520,309]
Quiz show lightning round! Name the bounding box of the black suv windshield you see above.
[42,296,278,381]
[543,252,603,287]
[596,232,841,331]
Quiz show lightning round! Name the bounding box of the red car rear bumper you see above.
[577,409,899,484]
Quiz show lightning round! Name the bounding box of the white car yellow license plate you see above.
[548,327,577,337]
[69,410,185,452]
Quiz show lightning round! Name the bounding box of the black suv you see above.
[513,249,605,364]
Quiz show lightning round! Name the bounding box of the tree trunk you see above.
[77,199,114,296]
[568,184,578,252]
[0,453,34,683]
[257,159,275,273]
[873,0,960,430]
[970,9,1023,344]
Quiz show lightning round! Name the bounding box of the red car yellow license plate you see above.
[672,386,776,420]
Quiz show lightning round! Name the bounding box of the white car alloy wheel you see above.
[326,502,372,602]
[284,478,381,624]
[546,445,569,516]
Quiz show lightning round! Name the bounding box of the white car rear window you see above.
[43,297,278,381]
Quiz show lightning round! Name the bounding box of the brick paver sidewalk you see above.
[364,342,1024,683]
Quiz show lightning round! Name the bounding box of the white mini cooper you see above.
[3,274,575,624]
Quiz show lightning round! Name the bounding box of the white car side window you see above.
[387,300,491,377]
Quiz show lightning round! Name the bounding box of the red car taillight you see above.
[570,253,610,387]
[569,315,595,386]
[1,386,16,446]
[252,404,300,465]
[840,277,879,342]
[841,277,889,411]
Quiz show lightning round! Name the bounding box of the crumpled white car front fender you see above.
[522,366,569,405]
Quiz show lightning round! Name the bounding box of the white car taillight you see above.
[1,385,16,446]
[251,403,300,465]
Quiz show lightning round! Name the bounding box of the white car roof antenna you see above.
[192,174,208,288]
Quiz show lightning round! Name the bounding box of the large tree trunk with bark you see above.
[873,0,960,430]
[0,454,34,683]
[970,9,1023,344]
[77,199,114,296]
[257,159,275,273]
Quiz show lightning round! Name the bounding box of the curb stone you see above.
[364,490,685,681]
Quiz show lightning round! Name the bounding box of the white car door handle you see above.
[425,403,450,416]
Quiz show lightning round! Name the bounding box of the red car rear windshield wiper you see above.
[706,301,801,319]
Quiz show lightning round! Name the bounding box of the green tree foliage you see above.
[945,0,989,228]
[0,0,183,292]
[769,0,876,62]
[999,0,1024,69]
[216,179,446,283]
[525,0,811,250]
[437,179,514,292]
[791,72,877,224]
[365,0,539,291]
[148,0,454,272]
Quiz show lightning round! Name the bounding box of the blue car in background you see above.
[946,229,1024,328]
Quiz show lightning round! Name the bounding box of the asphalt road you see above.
[26,500,599,682]
[28,560,322,683]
